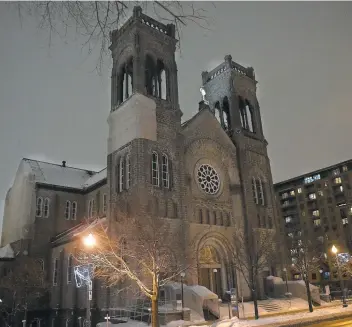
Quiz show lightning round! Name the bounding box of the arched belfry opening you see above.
[157,59,168,100]
[222,97,231,131]
[239,96,255,133]
[145,55,157,97]
[117,57,134,105]
[214,101,221,124]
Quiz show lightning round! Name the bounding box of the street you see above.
[308,317,352,326]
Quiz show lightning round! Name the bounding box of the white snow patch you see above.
[0,243,14,258]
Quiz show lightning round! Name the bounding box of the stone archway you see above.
[196,234,235,298]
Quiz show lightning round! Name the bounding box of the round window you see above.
[197,164,220,195]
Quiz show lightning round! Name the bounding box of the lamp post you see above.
[83,233,96,327]
[283,268,289,293]
[331,245,348,308]
[180,272,185,320]
[319,268,323,293]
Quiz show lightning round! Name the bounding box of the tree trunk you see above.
[305,278,313,312]
[151,297,159,327]
[253,287,259,320]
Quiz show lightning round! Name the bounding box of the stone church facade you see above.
[0,6,279,327]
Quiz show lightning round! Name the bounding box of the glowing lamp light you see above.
[331,245,338,254]
[83,233,96,248]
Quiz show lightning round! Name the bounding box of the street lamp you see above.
[283,268,289,293]
[83,233,96,327]
[180,272,185,320]
[331,245,348,308]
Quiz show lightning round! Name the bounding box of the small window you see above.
[53,258,59,286]
[318,190,324,196]
[333,168,340,176]
[334,177,342,184]
[343,165,348,172]
[252,178,258,204]
[64,201,71,220]
[152,152,159,186]
[342,218,348,225]
[312,273,317,280]
[314,219,321,226]
[162,154,170,188]
[308,193,316,200]
[43,198,50,218]
[67,255,73,284]
[301,211,306,216]
[285,216,292,223]
[36,197,43,217]
[71,202,77,220]
[281,192,288,199]
[297,188,302,194]
[339,185,344,192]
[91,199,96,216]
[103,194,107,214]
[313,210,320,217]
[288,233,293,238]
[290,190,295,196]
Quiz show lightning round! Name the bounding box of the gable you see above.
[182,109,235,150]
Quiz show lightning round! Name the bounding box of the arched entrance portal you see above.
[199,245,223,296]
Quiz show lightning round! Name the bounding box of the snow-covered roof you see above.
[187,285,218,300]
[22,158,107,190]
[0,244,14,259]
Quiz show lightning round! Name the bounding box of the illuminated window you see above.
[339,185,344,192]
[313,210,320,217]
[288,233,294,238]
[318,190,324,196]
[282,192,288,199]
[314,219,321,226]
[343,165,348,172]
[285,216,292,223]
[334,177,342,184]
[297,188,302,194]
[342,218,348,225]
[333,168,340,176]
[309,193,316,200]
[290,190,295,196]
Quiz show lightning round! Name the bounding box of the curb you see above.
[268,311,352,327]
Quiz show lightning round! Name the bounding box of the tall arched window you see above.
[64,201,71,220]
[252,177,258,204]
[67,255,73,284]
[36,197,43,217]
[43,198,50,218]
[118,57,133,104]
[239,97,255,133]
[71,202,77,220]
[119,157,125,191]
[214,101,221,124]
[115,161,120,193]
[126,155,131,189]
[162,153,169,188]
[152,152,159,186]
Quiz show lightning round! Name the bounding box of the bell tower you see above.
[107,7,183,227]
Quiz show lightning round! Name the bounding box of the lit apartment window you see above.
[290,249,297,255]
[288,233,294,238]
[304,174,321,184]
[334,177,342,184]
[297,188,302,194]
[333,168,340,176]
[343,165,348,172]
[285,216,292,223]
[339,185,344,192]
[313,210,320,217]
[318,190,324,197]
[308,193,316,200]
[298,239,302,246]
[292,257,297,264]
[71,202,77,220]
[314,219,321,226]
[290,190,295,196]
[342,218,349,225]
[324,182,328,187]
[282,192,288,199]
[297,231,302,237]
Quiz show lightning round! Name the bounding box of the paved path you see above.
[307,317,352,326]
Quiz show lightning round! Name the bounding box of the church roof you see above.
[21,158,107,190]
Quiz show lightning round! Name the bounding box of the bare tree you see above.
[0,257,49,327]
[7,1,212,74]
[78,214,194,327]
[232,227,277,320]
[290,232,323,313]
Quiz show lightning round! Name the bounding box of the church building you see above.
[0,6,279,326]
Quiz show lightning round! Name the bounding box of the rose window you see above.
[197,164,220,195]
